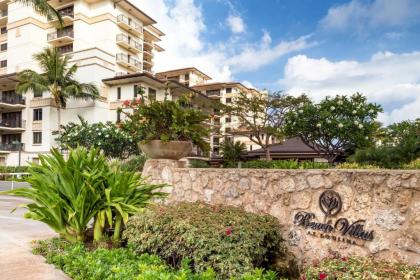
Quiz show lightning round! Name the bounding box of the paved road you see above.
[0,181,30,192]
[0,195,70,280]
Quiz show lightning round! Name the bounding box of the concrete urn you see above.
[138,140,193,160]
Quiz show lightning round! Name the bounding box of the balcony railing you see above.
[117,14,143,35]
[116,53,141,70]
[206,90,221,97]
[0,143,24,151]
[58,6,74,18]
[0,96,25,105]
[0,119,25,128]
[47,28,74,41]
[116,34,142,51]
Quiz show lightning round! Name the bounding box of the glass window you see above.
[33,132,42,144]
[0,60,6,68]
[33,108,42,121]
[225,117,231,123]
[117,87,121,100]
[226,88,232,93]
[148,88,156,101]
[225,98,232,103]
[1,27,7,34]
[134,85,138,97]
[0,43,6,51]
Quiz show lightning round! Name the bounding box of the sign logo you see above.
[319,190,342,217]
[293,190,374,245]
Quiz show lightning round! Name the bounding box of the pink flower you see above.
[122,100,131,107]
[135,98,142,104]
[225,227,232,236]
[319,272,328,280]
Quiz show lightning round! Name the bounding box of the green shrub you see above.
[33,238,280,280]
[302,257,419,279]
[0,166,29,173]
[123,202,286,279]
[220,139,246,166]
[189,159,210,168]
[241,160,330,169]
[119,154,148,172]
[335,162,380,169]
[1,147,166,242]
[402,158,420,169]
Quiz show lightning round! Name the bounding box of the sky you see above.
[133,0,420,125]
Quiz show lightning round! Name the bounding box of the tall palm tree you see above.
[17,0,63,24]
[17,48,99,132]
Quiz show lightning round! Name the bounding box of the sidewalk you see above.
[0,195,70,280]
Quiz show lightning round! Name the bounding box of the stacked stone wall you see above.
[143,159,420,265]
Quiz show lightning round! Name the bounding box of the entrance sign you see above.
[293,190,374,245]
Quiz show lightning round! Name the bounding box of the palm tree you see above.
[16,48,99,133]
[17,0,62,24]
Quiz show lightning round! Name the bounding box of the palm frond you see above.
[16,0,63,26]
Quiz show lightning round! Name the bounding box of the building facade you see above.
[0,0,166,165]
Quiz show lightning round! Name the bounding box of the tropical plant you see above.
[1,147,166,242]
[16,48,99,133]
[120,96,210,153]
[284,93,382,163]
[220,138,246,166]
[34,238,280,280]
[350,119,419,168]
[17,0,63,24]
[55,116,138,159]
[222,91,309,160]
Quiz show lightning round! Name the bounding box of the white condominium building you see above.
[0,0,172,165]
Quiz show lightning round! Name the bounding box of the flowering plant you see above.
[119,95,211,153]
[284,93,382,163]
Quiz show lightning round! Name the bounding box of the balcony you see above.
[117,14,143,36]
[143,58,153,67]
[143,40,153,50]
[116,53,141,71]
[49,6,74,25]
[47,28,74,47]
[0,95,25,110]
[116,34,142,53]
[0,119,25,132]
[206,90,221,98]
[0,143,24,153]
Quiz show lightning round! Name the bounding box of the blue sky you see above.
[136,0,420,124]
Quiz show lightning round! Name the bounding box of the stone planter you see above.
[138,140,193,160]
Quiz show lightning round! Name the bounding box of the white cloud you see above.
[320,0,420,34]
[133,0,313,81]
[280,51,420,124]
[227,15,246,34]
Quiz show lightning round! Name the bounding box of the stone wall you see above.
[143,159,420,266]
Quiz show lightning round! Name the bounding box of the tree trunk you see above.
[57,107,61,135]
[265,147,271,161]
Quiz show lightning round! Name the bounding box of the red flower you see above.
[225,227,232,236]
[341,257,348,262]
[122,100,131,107]
[319,272,328,280]
[135,98,142,104]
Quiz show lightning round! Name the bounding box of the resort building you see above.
[0,0,169,165]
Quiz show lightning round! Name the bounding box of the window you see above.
[0,43,6,51]
[57,44,73,55]
[33,132,42,144]
[225,98,232,103]
[250,145,253,151]
[1,27,7,34]
[184,73,190,81]
[148,88,156,101]
[34,91,42,98]
[225,117,231,123]
[225,88,232,93]
[33,108,42,121]
[0,60,6,68]
[116,110,121,122]
[133,84,138,97]
[117,87,121,100]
